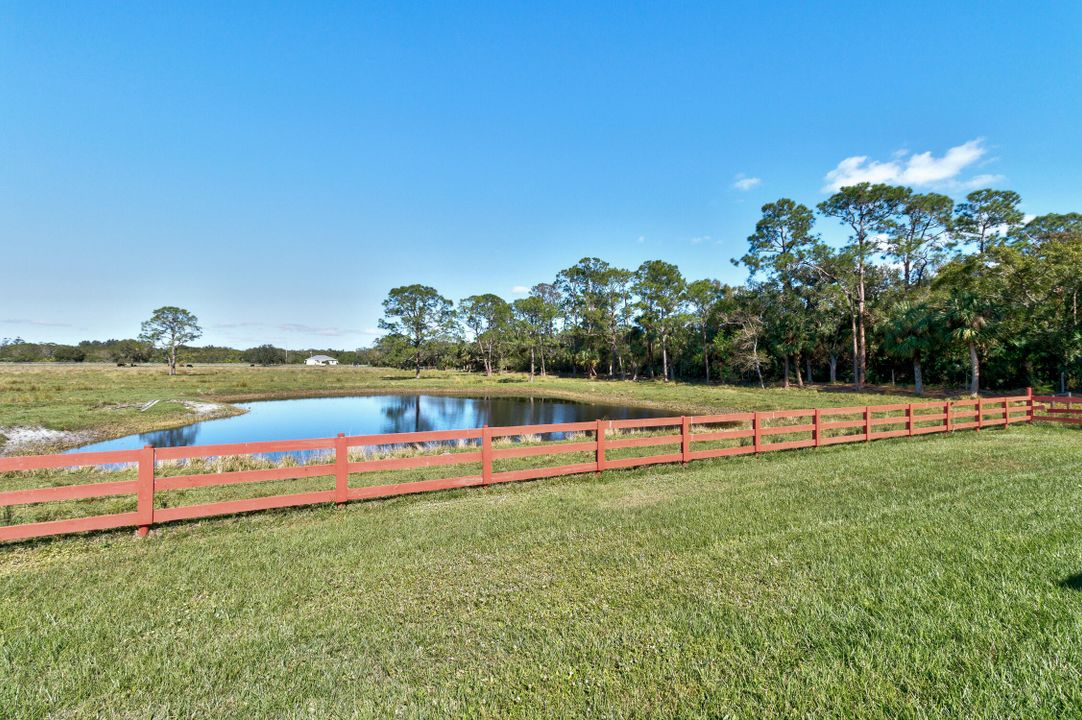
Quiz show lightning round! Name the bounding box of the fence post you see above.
[1003,398,1010,427]
[976,397,983,432]
[681,416,691,464]
[595,419,606,473]
[481,425,493,485]
[136,444,155,537]
[334,433,348,507]
[864,406,871,442]
[907,403,914,437]
[813,408,821,447]
[945,400,953,433]
[753,412,762,454]
[1026,387,1034,422]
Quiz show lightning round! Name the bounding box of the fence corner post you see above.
[864,406,872,442]
[334,433,348,507]
[481,425,493,485]
[753,412,762,455]
[946,400,953,433]
[1004,396,1011,427]
[681,416,691,464]
[1026,387,1034,422]
[595,419,606,473]
[813,408,821,447]
[136,444,155,538]
[907,403,914,437]
[976,396,983,432]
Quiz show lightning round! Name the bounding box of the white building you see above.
[305,354,339,366]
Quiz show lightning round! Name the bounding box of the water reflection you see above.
[70,395,667,455]
[136,425,200,448]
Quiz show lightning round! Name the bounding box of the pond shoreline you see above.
[62,393,673,456]
[0,365,921,456]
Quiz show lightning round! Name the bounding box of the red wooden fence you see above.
[1032,394,1082,424]
[0,389,1061,543]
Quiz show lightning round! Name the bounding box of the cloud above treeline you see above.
[211,321,377,338]
[822,139,1004,192]
[1,318,73,328]
[731,174,762,191]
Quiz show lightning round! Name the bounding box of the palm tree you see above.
[882,299,939,395]
[943,293,989,395]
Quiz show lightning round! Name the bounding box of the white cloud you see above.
[690,235,710,245]
[0,313,71,324]
[822,139,994,192]
[732,174,762,191]
[952,172,1006,190]
[511,285,529,294]
[277,323,363,337]
[636,235,646,244]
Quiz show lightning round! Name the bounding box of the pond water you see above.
[72,395,669,454]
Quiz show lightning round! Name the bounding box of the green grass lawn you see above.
[1,363,931,453]
[2,422,1081,718]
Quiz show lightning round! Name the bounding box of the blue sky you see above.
[2,2,1080,349]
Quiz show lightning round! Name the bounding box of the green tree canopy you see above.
[378,285,455,378]
[139,306,202,375]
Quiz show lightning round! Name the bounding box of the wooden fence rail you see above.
[0,388,1062,544]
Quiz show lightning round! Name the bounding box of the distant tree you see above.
[685,278,727,382]
[459,294,512,376]
[139,306,202,375]
[886,191,954,290]
[806,282,851,384]
[378,285,455,378]
[52,345,86,363]
[556,258,632,378]
[738,198,820,386]
[527,283,561,376]
[723,289,768,388]
[817,183,907,388]
[954,189,1024,254]
[1012,213,1082,391]
[882,298,940,395]
[633,260,686,381]
[107,340,151,364]
[244,344,288,366]
[513,295,554,379]
[942,289,990,395]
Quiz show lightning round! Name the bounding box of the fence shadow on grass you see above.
[1058,573,1082,591]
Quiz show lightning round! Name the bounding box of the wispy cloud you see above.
[636,235,646,244]
[276,323,365,337]
[731,174,762,191]
[209,322,261,330]
[690,235,711,245]
[212,321,368,338]
[0,318,72,328]
[822,139,996,192]
[511,285,529,294]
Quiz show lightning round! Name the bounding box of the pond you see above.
[71,395,670,454]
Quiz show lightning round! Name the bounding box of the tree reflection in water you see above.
[68,394,669,458]
[138,425,200,448]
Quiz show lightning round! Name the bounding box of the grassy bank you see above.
[1,363,925,453]
[1,423,1080,717]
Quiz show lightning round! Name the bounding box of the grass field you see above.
[2,422,1081,718]
[1,363,927,454]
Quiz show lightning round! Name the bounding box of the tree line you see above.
[0,337,364,368]
[373,183,1080,394]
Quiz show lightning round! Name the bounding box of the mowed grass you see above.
[2,423,1081,718]
[0,363,921,452]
